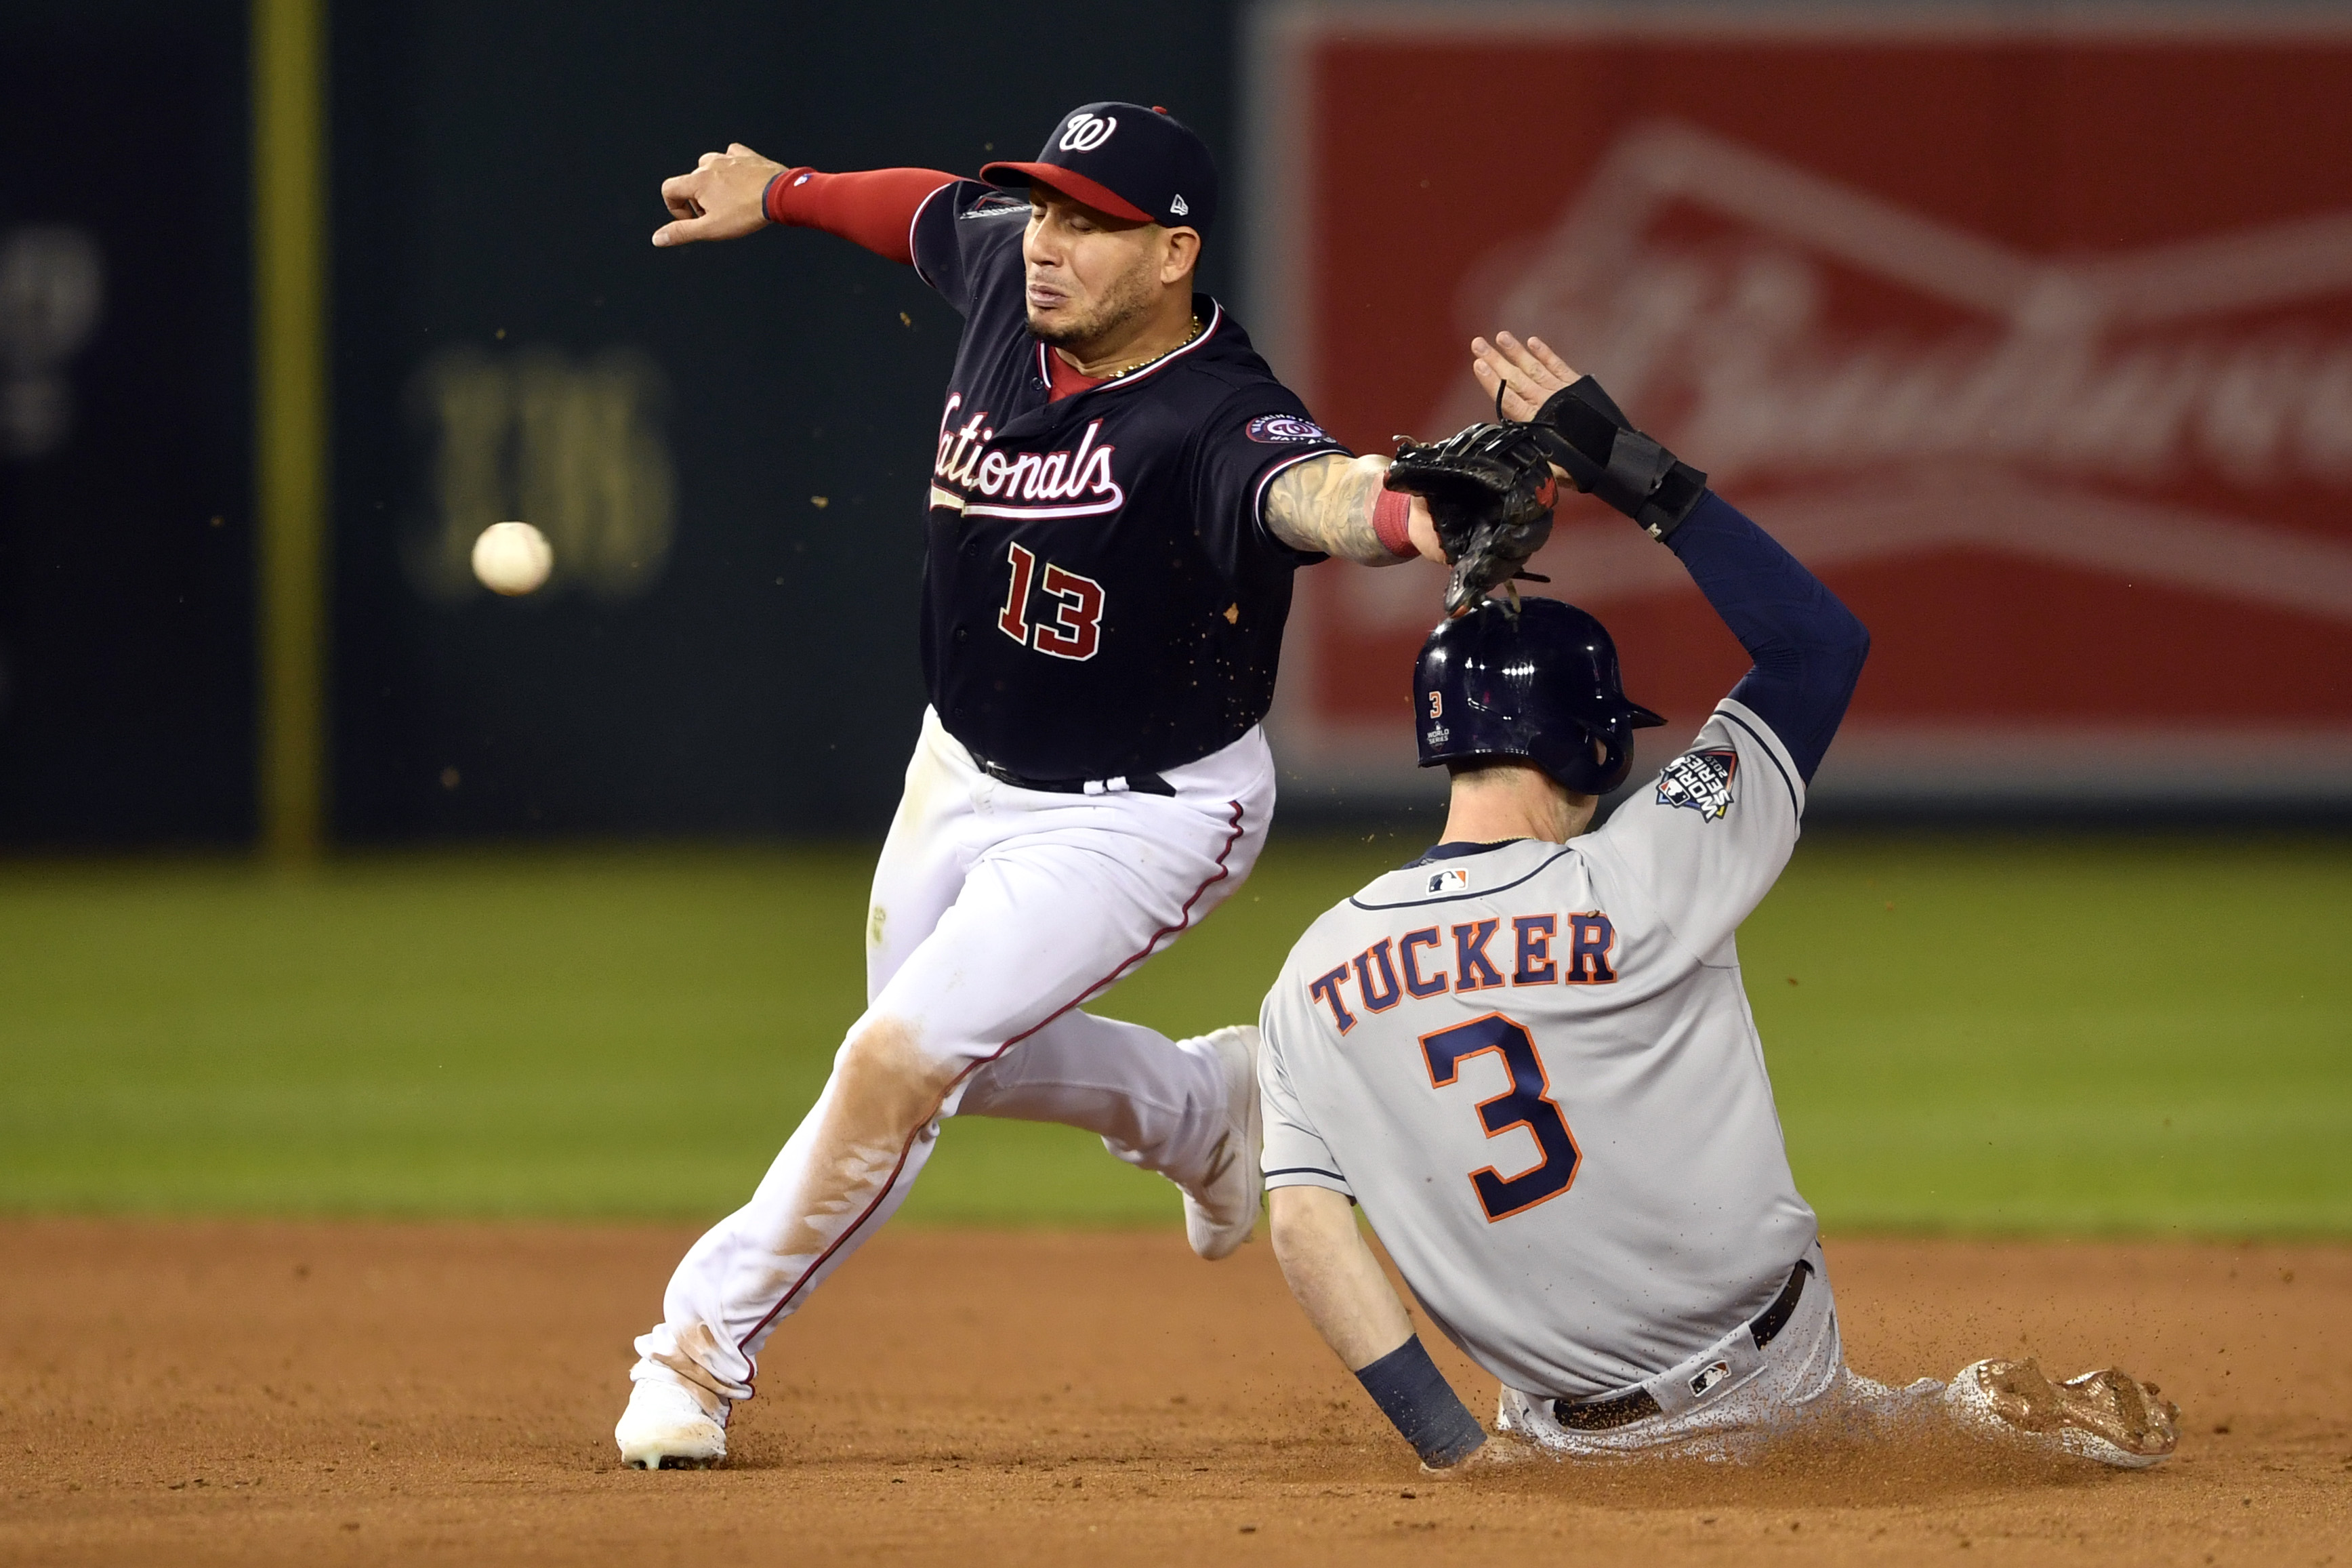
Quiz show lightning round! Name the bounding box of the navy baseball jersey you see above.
[909,181,1350,779]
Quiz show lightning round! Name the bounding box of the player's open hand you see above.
[1471,333,1580,421]
[653,144,786,248]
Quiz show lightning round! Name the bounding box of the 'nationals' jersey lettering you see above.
[935,395,1125,518]
[909,180,1350,780]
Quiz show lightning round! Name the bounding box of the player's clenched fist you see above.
[653,143,786,247]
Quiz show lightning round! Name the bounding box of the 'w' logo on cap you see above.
[1058,113,1117,152]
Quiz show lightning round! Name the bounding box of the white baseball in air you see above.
[472,521,553,596]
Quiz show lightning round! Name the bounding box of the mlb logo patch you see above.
[1656,749,1738,821]
[1426,867,1470,894]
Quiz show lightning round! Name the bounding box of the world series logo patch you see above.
[1656,749,1738,820]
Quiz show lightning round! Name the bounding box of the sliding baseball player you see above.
[1258,333,2181,1470]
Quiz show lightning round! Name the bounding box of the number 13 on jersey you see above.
[1421,1012,1580,1222]
[999,542,1106,661]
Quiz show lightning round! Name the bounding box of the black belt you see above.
[1551,1260,1814,1432]
[973,757,1174,796]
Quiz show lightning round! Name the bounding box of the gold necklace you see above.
[1097,314,1205,380]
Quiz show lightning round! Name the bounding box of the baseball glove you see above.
[1384,419,1559,617]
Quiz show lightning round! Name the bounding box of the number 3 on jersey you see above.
[998,542,1105,661]
[1420,1013,1580,1222]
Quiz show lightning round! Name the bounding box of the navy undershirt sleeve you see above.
[1665,492,1870,784]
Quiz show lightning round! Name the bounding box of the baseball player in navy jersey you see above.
[613,104,1453,1468]
[1255,333,2181,1473]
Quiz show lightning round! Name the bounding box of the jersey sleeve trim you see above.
[1250,446,1347,541]
[1264,1165,1356,1197]
[1716,697,1806,821]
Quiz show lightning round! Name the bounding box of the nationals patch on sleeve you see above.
[1245,413,1332,444]
[1655,748,1739,820]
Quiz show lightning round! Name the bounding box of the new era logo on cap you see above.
[981,100,1220,235]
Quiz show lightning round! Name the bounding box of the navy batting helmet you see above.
[1414,598,1666,795]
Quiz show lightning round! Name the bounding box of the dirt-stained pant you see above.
[633,708,1275,1405]
[1495,1242,1945,1456]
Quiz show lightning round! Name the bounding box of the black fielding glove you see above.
[1532,375,1708,542]
[1384,419,1559,617]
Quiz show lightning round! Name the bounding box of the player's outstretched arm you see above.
[657,148,962,263]
[1472,331,1870,783]
[1263,453,1445,566]
[654,144,787,247]
[1268,1187,1489,1470]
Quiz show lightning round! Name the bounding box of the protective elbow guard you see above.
[1533,376,1708,542]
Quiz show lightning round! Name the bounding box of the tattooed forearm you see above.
[1263,453,1411,566]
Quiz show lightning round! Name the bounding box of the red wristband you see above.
[1372,486,1417,558]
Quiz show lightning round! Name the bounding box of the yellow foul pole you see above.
[253,0,328,862]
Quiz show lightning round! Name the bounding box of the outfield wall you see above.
[324,0,1244,842]
[7,1,2351,847]
[1246,1,2352,810]
[0,0,256,846]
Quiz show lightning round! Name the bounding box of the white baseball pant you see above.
[632,707,1275,1405]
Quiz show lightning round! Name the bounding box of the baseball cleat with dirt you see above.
[1175,1025,1263,1261]
[1942,1357,2179,1468]
[614,1371,729,1470]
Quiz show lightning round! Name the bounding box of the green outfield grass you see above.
[0,831,2343,1235]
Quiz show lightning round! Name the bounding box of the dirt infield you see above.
[1,1222,2343,1566]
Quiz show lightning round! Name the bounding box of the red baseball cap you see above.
[980,101,1218,234]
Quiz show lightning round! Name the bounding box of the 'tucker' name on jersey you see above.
[1304,909,1620,1034]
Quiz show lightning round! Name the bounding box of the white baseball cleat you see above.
[1175,1025,1263,1261]
[1941,1357,2179,1468]
[615,1370,730,1470]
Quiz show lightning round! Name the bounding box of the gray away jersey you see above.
[1258,699,1818,1401]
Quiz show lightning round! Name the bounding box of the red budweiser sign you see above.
[1247,9,2352,803]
